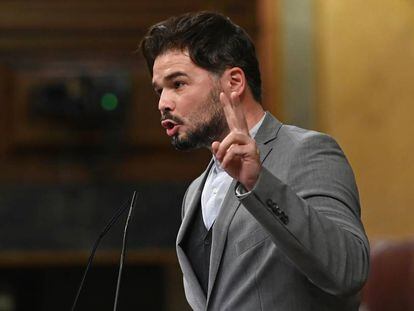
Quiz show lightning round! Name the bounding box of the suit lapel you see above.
[176,160,213,306]
[177,160,213,245]
[206,112,282,303]
[207,178,239,297]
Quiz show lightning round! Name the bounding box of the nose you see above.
[158,90,175,113]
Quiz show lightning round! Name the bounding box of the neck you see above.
[244,101,265,130]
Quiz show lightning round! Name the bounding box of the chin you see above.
[171,132,200,151]
[172,139,194,151]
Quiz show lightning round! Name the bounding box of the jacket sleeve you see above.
[237,132,370,296]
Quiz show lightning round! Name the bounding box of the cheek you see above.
[181,110,205,132]
[179,97,201,117]
[180,86,217,123]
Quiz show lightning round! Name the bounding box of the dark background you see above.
[0,1,258,310]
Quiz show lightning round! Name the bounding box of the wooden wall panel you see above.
[0,0,259,183]
[315,0,414,239]
[256,0,283,117]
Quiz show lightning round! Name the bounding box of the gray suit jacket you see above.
[176,113,370,310]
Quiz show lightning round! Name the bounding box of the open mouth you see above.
[161,119,180,136]
[161,120,176,130]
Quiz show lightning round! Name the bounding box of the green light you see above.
[101,93,118,111]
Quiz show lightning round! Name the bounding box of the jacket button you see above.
[273,206,282,216]
[281,214,289,224]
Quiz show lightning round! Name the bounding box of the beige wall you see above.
[314,1,414,239]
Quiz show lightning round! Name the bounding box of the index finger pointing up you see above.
[220,91,249,135]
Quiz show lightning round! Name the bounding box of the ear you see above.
[220,67,246,97]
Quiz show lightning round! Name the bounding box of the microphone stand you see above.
[113,191,136,311]
[71,191,137,311]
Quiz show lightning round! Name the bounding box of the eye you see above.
[173,80,185,89]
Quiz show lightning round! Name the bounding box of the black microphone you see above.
[71,191,137,311]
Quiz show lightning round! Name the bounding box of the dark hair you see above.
[140,11,262,102]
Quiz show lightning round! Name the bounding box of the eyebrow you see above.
[152,71,189,88]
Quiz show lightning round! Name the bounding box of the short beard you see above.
[172,87,228,151]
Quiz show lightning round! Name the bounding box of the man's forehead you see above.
[153,50,192,71]
[152,50,207,84]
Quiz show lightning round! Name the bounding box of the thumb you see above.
[211,141,220,155]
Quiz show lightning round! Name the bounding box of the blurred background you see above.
[0,0,413,310]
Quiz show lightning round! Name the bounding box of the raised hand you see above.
[212,91,261,191]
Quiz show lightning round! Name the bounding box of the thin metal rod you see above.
[71,195,131,311]
[113,191,137,311]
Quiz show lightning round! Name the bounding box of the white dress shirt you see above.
[201,113,266,229]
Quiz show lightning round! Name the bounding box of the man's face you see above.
[152,50,228,150]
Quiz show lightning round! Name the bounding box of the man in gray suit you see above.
[141,11,369,310]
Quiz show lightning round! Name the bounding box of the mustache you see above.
[160,111,184,124]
